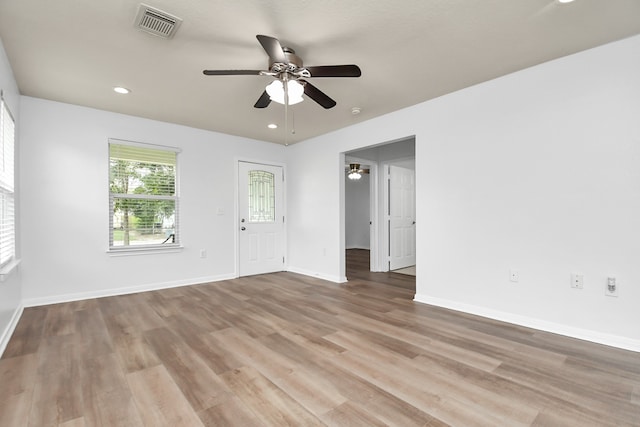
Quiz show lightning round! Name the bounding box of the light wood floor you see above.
[2,250,639,426]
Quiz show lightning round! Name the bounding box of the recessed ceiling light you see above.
[113,86,130,94]
[557,0,575,3]
[267,123,278,129]
[351,107,361,115]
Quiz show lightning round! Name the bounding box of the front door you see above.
[238,161,285,276]
[389,164,416,270]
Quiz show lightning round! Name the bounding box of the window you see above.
[0,96,15,267]
[109,140,180,250]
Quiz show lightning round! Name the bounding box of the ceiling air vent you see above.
[134,4,182,39]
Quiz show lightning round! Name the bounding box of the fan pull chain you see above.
[285,105,289,145]
[284,81,289,145]
[282,78,296,145]
[291,109,296,135]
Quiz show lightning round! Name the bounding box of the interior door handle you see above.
[241,226,246,231]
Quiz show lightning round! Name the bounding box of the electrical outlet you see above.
[509,269,519,283]
[571,274,583,289]
[605,277,618,297]
[199,249,207,258]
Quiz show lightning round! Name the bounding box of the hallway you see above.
[346,249,415,295]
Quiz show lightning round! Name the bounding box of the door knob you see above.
[241,226,246,231]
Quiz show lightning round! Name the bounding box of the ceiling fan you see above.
[346,163,370,180]
[203,35,361,109]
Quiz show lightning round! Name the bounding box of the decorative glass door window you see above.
[248,170,275,222]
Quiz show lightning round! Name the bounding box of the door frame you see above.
[235,158,287,277]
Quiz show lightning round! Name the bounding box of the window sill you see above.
[0,258,21,282]
[107,245,184,257]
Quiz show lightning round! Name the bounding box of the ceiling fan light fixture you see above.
[266,80,304,105]
[347,163,362,180]
[348,171,362,180]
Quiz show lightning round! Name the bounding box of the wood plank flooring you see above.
[2,249,639,426]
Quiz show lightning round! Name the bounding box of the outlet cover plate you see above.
[571,274,584,289]
[509,269,519,283]
[605,277,618,297]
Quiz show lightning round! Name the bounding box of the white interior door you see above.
[238,161,284,276]
[389,164,416,270]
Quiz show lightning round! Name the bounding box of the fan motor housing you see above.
[270,47,303,72]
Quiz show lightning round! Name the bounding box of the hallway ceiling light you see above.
[347,163,369,180]
[348,170,362,180]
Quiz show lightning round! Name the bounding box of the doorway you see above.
[342,137,416,278]
[237,161,285,276]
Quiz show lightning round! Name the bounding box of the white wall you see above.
[0,37,22,355]
[20,97,285,304]
[345,173,370,249]
[287,35,640,350]
[286,142,346,281]
[350,137,415,164]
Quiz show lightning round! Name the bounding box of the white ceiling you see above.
[1,0,639,145]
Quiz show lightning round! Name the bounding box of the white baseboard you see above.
[0,304,24,358]
[414,294,640,353]
[286,267,347,284]
[21,268,346,309]
[23,274,237,308]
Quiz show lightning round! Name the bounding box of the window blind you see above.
[0,99,15,265]
[109,143,177,166]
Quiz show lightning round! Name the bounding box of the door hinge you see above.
[283,215,285,223]
[282,256,285,264]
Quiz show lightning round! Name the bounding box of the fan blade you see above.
[306,65,361,78]
[301,80,336,109]
[254,91,271,108]
[256,35,287,64]
[203,70,263,76]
